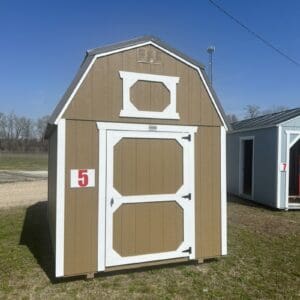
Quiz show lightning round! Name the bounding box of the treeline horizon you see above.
[0,112,49,153]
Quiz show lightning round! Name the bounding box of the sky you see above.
[0,0,299,120]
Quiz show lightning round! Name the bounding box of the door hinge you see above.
[182,247,192,254]
[182,193,191,200]
[182,134,191,141]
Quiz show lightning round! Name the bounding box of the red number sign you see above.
[78,169,88,187]
[70,169,95,188]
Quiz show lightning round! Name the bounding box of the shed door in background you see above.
[105,129,195,267]
[242,139,253,196]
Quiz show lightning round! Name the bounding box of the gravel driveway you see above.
[0,171,47,208]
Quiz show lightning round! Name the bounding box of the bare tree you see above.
[36,115,49,141]
[226,114,239,124]
[244,105,261,119]
[14,115,24,139]
[6,112,15,140]
[0,112,7,139]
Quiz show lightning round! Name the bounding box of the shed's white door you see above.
[105,128,196,267]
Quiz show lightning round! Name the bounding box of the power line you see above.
[208,0,300,67]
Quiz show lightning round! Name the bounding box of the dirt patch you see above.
[228,195,300,236]
[0,180,47,208]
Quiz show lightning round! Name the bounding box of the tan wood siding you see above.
[64,120,98,276]
[131,81,170,112]
[63,45,222,127]
[195,126,221,258]
[58,42,223,275]
[114,138,183,195]
[113,202,183,256]
[48,127,57,252]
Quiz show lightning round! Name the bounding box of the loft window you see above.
[119,71,180,119]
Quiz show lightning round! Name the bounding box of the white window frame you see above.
[239,136,255,200]
[119,71,180,119]
[96,122,197,271]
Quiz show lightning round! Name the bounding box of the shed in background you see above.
[227,108,300,210]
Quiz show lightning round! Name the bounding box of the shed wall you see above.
[58,44,223,275]
[227,127,278,207]
[63,45,222,127]
[64,120,99,276]
[48,127,57,252]
[63,120,222,275]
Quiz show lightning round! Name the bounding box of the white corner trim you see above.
[55,118,65,277]
[220,126,227,255]
[119,70,180,120]
[54,41,228,130]
[276,126,282,208]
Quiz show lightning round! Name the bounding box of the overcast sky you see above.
[0,0,299,119]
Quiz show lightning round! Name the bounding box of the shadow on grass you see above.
[19,201,57,283]
[18,202,219,284]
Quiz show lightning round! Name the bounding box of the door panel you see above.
[113,202,183,256]
[114,138,183,195]
[105,129,195,267]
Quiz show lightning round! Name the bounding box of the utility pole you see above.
[207,46,215,85]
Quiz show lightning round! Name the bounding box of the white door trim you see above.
[239,136,255,200]
[285,130,300,209]
[97,122,197,271]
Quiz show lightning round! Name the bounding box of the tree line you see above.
[226,105,289,124]
[0,112,49,152]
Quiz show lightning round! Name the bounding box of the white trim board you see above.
[119,70,180,120]
[55,118,66,277]
[276,126,282,208]
[53,40,228,130]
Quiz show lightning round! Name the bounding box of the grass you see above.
[0,153,48,170]
[0,198,299,299]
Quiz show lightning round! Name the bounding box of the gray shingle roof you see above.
[46,35,229,137]
[231,108,300,131]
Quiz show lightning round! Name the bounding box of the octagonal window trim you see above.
[119,71,180,119]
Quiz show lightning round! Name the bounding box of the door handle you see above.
[110,198,114,206]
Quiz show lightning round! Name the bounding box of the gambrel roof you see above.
[47,35,229,133]
[231,107,300,131]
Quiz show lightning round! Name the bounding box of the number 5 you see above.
[78,169,88,187]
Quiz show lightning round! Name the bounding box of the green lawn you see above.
[0,198,299,299]
[0,153,48,170]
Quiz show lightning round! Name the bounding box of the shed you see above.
[227,108,300,210]
[45,36,228,278]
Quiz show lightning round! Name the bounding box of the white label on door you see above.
[70,169,95,188]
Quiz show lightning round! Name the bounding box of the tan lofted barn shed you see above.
[45,36,229,278]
